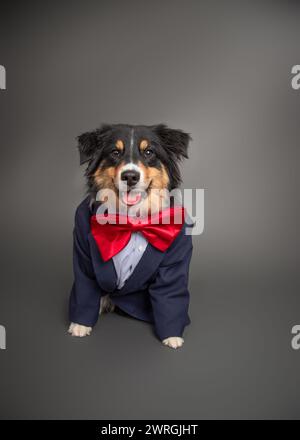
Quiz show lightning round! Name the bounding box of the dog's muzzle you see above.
[116,163,147,206]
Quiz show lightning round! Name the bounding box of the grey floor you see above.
[0,243,299,419]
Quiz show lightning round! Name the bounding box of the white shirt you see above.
[112,232,148,289]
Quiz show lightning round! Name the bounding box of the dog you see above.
[68,124,193,349]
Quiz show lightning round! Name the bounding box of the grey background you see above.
[0,0,299,419]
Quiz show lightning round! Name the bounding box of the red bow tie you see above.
[90,206,185,262]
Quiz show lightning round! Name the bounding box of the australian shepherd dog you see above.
[68,124,192,349]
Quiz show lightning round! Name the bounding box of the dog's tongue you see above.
[122,191,142,206]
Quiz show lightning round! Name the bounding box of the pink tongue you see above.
[122,191,142,205]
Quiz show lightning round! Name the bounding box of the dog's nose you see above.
[121,170,140,187]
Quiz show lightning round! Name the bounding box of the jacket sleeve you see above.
[148,225,193,340]
[69,202,102,327]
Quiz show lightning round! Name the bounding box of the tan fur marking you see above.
[115,139,124,150]
[94,166,115,186]
[139,139,149,151]
[146,165,169,189]
[136,162,169,190]
[137,162,170,214]
[93,164,122,207]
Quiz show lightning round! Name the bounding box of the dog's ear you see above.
[77,131,98,165]
[77,124,112,165]
[152,124,191,160]
[151,124,192,188]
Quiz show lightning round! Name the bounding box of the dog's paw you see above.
[162,337,184,349]
[68,322,92,337]
[99,294,115,315]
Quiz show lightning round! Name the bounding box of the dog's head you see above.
[77,124,191,213]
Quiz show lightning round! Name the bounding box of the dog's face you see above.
[77,124,191,213]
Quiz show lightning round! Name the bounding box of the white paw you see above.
[99,294,115,315]
[162,336,184,349]
[68,322,92,337]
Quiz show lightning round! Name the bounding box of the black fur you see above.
[151,124,191,188]
[77,123,191,198]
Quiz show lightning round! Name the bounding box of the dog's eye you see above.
[144,148,154,158]
[111,149,121,158]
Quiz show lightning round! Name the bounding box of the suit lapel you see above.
[89,227,165,294]
[88,233,117,293]
[117,243,165,294]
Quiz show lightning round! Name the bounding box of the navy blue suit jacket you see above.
[69,197,193,340]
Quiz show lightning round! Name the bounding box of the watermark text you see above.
[0,65,6,90]
[0,325,6,350]
[291,65,300,90]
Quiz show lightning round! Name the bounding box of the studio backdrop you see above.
[0,0,299,420]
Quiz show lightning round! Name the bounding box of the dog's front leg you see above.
[68,322,92,337]
[148,242,192,350]
[68,295,115,337]
[162,337,184,349]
